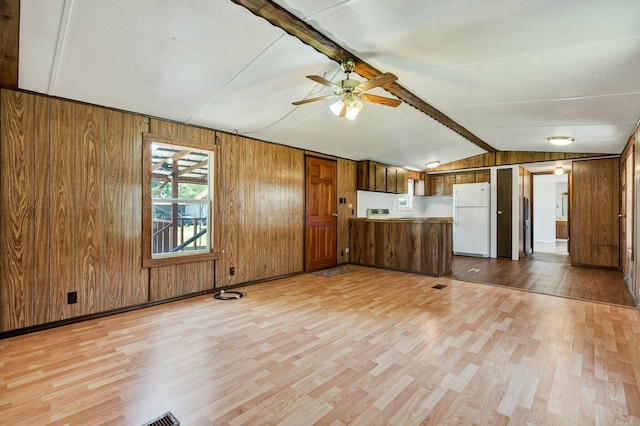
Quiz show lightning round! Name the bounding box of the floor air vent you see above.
[141,412,180,426]
[431,284,447,290]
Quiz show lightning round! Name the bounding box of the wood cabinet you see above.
[350,218,453,276]
[427,169,491,196]
[556,221,568,239]
[386,167,398,193]
[430,175,443,195]
[396,168,408,193]
[455,172,475,184]
[429,174,455,196]
[444,174,455,195]
[474,170,490,183]
[358,161,492,197]
[357,161,409,194]
[373,162,387,192]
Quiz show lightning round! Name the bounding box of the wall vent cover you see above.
[141,412,180,426]
[431,284,447,290]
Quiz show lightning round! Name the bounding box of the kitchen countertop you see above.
[351,217,453,224]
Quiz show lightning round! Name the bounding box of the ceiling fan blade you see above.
[292,94,338,105]
[358,72,398,92]
[306,75,340,89]
[359,94,402,107]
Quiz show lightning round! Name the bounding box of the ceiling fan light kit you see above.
[548,136,574,146]
[293,58,401,119]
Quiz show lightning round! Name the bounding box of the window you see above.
[142,133,218,267]
[397,178,414,210]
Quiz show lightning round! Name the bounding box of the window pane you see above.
[151,143,210,201]
[152,201,209,255]
[147,138,214,261]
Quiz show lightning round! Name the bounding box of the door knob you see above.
[332,213,338,217]
[619,214,626,218]
[497,210,503,215]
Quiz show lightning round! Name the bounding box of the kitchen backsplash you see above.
[422,196,454,217]
[356,191,454,218]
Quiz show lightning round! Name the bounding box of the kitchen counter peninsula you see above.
[349,217,453,276]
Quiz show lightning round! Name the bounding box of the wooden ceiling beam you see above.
[231,0,497,153]
[0,0,19,89]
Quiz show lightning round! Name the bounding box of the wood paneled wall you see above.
[0,0,19,89]
[431,151,607,172]
[216,133,305,288]
[571,158,620,268]
[0,90,148,331]
[0,89,384,333]
[337,159,357,264]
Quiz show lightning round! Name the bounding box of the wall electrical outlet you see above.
[345,248,350,253]
[230,267,235,276]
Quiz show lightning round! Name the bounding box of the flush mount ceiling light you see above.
[548,136,575,146]
[292,58,402,120]
[554,166,564,175]
[426,161,440,168]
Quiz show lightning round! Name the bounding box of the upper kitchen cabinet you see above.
[430,174,455,196]
[427,169,491,196]
[474,170,490,183]
[455,172,475,184]
[357,161,410,194]
[396,168,408,194]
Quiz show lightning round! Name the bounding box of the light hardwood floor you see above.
[2,265,640,425]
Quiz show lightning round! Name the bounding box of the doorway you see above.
[305,156,338,271]
[532,173,569,255]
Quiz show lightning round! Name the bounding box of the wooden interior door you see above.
[305,156,337,271]
[571,158,619,268]
[497,168,513,259]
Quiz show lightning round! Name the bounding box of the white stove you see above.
[366,208,390,219]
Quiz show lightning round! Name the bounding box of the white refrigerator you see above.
[453,182,490,257]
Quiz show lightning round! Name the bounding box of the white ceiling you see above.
[18,0,640,171]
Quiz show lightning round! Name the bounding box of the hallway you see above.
[450,252,636,307]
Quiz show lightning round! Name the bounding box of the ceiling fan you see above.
[292,58,402,120]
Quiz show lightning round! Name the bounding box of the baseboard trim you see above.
[0,271,305,340]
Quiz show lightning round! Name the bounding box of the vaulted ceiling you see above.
[8,0,640,171]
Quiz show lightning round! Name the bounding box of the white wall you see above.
[533,174,568,243]
[356,191,426,218]
[356,191,456,218]
[422,196,453,217]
